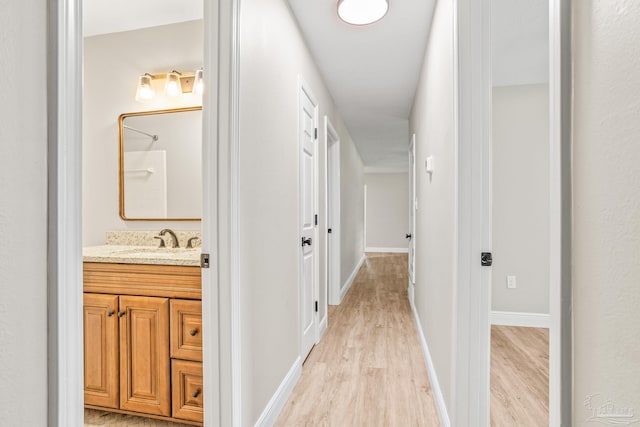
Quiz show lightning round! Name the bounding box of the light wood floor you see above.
[85,409,192,426]
[276,253,441,426]
[490,325,549,426]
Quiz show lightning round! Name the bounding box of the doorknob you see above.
[405,233,412,240]
[301,237,312,247]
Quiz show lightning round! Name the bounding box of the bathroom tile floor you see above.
[85,409,192,427]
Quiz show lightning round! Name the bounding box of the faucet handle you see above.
[154,236,166,248]
[186,237,200,249]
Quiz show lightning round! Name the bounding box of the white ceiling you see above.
[287,0,436,170]
[83,0,203,37]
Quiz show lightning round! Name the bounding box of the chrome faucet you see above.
[159,229,180,248]
[186,237,200,249]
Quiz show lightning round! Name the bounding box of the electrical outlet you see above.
[507,275,517,289]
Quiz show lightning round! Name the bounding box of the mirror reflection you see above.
[119,107,202,220]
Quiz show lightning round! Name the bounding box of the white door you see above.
[408,134,416,284]
[299,80,318,359]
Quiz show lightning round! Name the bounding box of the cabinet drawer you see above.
[170,300,202,361]
[172,360,203,423]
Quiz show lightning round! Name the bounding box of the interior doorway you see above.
[488,0,553,425]
[325,117,341,306]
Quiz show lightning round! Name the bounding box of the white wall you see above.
[83,20,203,245]
[364,173,409,251]
[409,0,456,411]
[0,0,48,424]
[492,84,549,314]
[340,141,366,285]
[573,1,640,422]
[238,0,363,423]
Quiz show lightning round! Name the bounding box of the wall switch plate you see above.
[425,156,434,174]
[507,275,517,289]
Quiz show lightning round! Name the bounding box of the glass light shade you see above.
[135,74,154,101]
[165,71,182,96]
[193,69,204,96]
[337,0,389,25]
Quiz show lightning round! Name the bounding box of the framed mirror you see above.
[119,107,202,221]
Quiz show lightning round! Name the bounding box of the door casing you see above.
[325,117,341,306]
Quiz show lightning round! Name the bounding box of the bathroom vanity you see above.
[83,243,203,425]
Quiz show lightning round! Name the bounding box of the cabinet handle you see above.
[107,310,115,317]
[118,311,126,318]
[189,329,199,337]
[192,389,201,398]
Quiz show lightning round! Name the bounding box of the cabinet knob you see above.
[107,310,115,317]
[118,311,126,318]
[189,329,199,337]
[192,389,201,398]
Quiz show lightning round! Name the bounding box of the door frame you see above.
[47,0,234,425]
[298,75,320,358]
[325,117,341,306]
[454,0,571,425]
[408,133,416,294]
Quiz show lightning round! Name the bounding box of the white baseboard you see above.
[365,247,409,254]
[408,280,415,305]
[490,311,551,328]
[254,357,302,427]
[318,313,328,340]
[409,295,451,427]
[340,254,366,302]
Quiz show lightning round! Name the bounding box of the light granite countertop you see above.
[83,245,201,267]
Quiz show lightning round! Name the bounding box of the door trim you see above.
[325,117,341,307]
[48,0,84,424]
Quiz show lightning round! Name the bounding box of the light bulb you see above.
[193,69,204,96]
[165,71,182,96]
[135,74,154,101]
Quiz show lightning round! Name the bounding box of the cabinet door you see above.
[84,293,119,408]
[119,296,171,416]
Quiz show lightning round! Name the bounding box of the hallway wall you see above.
[0,0,48,424]
[239,0,363,423]
[492,83,550,315]
[573,1,640,421]
[408,0,456,413]
[83,21,203,246]
[364,173,409,251]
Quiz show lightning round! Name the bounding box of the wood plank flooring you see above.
[276,253,440,426]
[85,409,192,427]
[490,325,549,426]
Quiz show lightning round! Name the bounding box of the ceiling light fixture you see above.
[337,0,389,25]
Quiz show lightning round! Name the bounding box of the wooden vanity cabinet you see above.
[83,263,202,425]
[84,294,119,409]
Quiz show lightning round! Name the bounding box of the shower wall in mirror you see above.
[119,107,202,220]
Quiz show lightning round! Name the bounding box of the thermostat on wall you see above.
[425,156,434,174]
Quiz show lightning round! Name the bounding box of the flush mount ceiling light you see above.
[337,0,389,25]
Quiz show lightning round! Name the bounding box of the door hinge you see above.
[200,253,210,269]
[315,301,318,313]
[314,128,318,140]
[481,252,493,267]
[315,214,318,226]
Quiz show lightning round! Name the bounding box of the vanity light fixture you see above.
[135,73,154,102]
[134,69,204,102]
[193,69,204,96]
[165,70,183,97]
[337,0,389,25]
